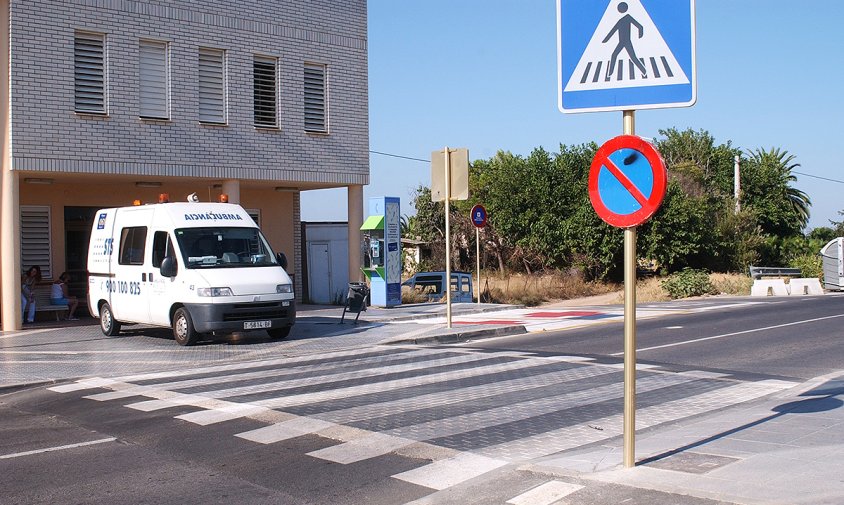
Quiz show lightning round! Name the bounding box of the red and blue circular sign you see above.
[470,204,487,228]
[588,135,667,228]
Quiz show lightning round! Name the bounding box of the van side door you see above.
[148,230,178,326]
[111,208,154,323]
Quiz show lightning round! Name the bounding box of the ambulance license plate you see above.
[244,320,271,330]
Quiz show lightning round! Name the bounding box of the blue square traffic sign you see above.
[557,0,696,113]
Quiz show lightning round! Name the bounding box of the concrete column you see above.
[1,0,22,331]
[222,179,240,204]
[347,185,363,283]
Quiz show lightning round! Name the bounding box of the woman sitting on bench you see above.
[51,272,79,321]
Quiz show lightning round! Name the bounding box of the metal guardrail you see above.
[749,266,803,280]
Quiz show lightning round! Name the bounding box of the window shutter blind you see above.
[20,206,52,279]
[198,48,226,124]
[74,32,106,113]
[304,63,327,133]
[254,56,278,128]
[139,40,169,119]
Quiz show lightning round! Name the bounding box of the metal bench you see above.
[31,285,69,321]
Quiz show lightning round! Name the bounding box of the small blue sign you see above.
[557,0,696,113]
[471,204,487,228]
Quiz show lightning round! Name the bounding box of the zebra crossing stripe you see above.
[236,417,336,444]
[252,359,543,410]
[48,377,120,393]
[392,452,508,490]
[48,346,404,393]
[82,347,443,402]
[377,373,697,443]
[312,363,618,425]
[478,380,794,461]
[178,352,503,402]
[507,481,584,505]
[175,403,270,426]
[307,433,417,464]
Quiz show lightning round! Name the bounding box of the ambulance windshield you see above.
[176,227,279,268]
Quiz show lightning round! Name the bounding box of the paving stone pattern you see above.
[48,345,795,491]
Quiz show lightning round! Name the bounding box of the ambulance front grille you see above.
[223,302,288,322]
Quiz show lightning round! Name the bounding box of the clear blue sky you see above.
[301,0,844,231]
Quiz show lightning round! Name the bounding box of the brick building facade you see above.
[0,0,369,329]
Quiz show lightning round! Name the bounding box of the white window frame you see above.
[253,55,279,129]
[304,62,328,133]
[198,47,228,125]
[74,31,108,114]
[139,39,171,120]
[20,206,53,279]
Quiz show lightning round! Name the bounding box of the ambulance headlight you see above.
[197,287,233,297]
[276,284,293,294]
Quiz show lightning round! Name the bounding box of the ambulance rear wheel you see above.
[100,303,121,337]
[173,308,199,346]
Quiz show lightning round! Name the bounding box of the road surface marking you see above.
[308,433,416,464]
[0,438,116,460]
[236,418,336,444]
[616,314,844,355]
[392,452,507,490]
[507,481,584,505]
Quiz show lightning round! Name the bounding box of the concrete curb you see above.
[383,324,528,345]
[334,304,527,324]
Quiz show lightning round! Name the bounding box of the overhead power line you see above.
[369,151,843,185]
[369,150,429,163]
[793,171,844,185]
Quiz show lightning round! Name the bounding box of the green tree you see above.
[741,148,811,236]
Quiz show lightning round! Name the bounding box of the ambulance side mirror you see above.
[276,252,288,270]
[160,256,178,278]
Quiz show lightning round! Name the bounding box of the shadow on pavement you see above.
[639,375,844,467]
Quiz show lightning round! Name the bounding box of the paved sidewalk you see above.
[0,302,526,390]
[531,372,844,505]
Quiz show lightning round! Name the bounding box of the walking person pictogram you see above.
[603,2,648,79]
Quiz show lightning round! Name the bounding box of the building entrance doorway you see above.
[64,207,100,312]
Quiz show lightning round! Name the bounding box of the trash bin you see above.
[341,282,369,323]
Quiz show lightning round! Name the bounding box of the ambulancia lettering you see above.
[183,212,244,222]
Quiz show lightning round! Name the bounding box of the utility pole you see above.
[734,155,741,214]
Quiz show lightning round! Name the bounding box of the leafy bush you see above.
[661,269,718,299]
[789,253,822,280]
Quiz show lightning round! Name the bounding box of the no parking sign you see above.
[588,135,666,228]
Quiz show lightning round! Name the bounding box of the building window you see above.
[139,39,170,119]
[254,55,278,128]
[304,63,327,133]
[20,206,52,279]
[74,31,107,114]
[198,47,227,124]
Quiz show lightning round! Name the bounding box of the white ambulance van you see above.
[87,200,295,345]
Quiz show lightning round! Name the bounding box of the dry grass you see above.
[481,271,620,306]
[476,271,753,306]
[710,272,754,295]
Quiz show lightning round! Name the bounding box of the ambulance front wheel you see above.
[173,308,199,346]
[100,303,121,336]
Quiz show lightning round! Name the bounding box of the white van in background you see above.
[87,199,295,345]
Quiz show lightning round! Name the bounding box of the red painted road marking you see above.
[526,311,602,318]
[453,320,523,326]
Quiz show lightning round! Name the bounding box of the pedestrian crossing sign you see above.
[557,0,696,113]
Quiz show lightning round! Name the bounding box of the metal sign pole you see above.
[622,110,637,469]
[444,147,452,328]
[476,227,481,304]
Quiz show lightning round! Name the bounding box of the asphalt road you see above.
[468,294,844,380]
[2,295,841,504]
